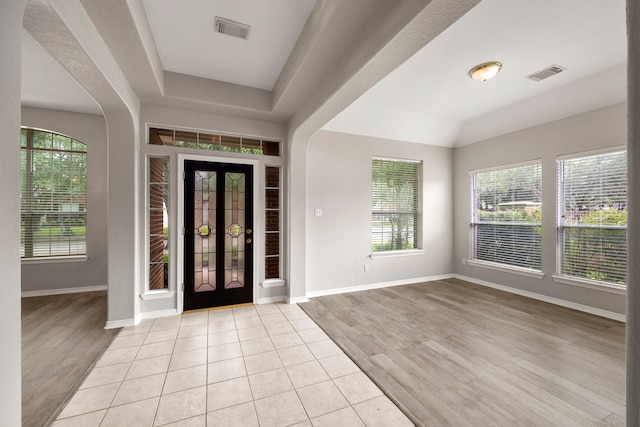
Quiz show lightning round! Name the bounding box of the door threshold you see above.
[183,302,254,314]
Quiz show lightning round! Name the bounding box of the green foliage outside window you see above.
[21,128,87,258]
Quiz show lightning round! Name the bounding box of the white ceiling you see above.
[142,0,317,91]
[322,0,627,147]
[20,0,627,147]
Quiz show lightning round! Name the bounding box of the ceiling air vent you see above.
[525,65,566,82]
[214,17,251,40]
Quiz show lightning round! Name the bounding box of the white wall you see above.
[0,1,25,424]
[21,107,108,293]
[306,130,453,294]
[453,102,627,316]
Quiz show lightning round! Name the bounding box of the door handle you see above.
[246,228,252,235]
[246,238,252,244]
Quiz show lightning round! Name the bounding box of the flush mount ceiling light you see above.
[468,61,502,82]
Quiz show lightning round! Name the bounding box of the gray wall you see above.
[306,130,453,293]
[452,102,627,315]
[21,107,108,293]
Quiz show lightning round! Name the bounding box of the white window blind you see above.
[557,150,627,285]
[470,162,542,271]
[372,157,421,252]
[21,128,87,258]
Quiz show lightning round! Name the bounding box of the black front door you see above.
[184,161,253,310]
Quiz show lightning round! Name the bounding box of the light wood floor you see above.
[22,291,118,427]
[299,278,626,427]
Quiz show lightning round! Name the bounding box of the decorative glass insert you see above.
[194,170,217,292]
[557,150,627,285]
[20,128,87,258]
[371,157,422,252]
[149,157,169,289]
[224,172,246,289]
[265,166,281,279]
[470,162,542,271]
[149,127,280,156]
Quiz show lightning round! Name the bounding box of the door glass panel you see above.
[225,172,246,289]
[194,171,216,292]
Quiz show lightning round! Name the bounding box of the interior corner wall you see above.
[20,107,108,293]
[452,102,627,315]
[306,130,453,294]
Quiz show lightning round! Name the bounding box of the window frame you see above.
[20,127,88,261]
[468,160,544,277]
[555,147,627,291]
[146,155,171,293]
[371,156,423,256]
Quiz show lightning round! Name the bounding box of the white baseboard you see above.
[287,296,309,304]
[453,274,626,323]
[104,318,137,329]
[141,309,179,321]
[306,274,454,299]
[22,285,107,298]
[257,296,287,304]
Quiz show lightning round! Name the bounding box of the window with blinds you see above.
[371,157,421,252]
[557,150,627,286]
[20,128,87,258]
[470,162,542,271]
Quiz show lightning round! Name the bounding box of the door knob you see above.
[246,237,252,244]
[246,228,252,235]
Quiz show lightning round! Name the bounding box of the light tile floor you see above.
[53,303,414,426]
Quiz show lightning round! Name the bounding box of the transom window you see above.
[149,127,280,156]
[470,162,542,271]
[557,149,627,286]
[20,128,87,258]
[371,157,422,252]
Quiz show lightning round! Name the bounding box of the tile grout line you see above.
[54,304,411,426]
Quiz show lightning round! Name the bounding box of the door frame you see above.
[177,153,260,313]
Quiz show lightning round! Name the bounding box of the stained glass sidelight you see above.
[149,157,169,290]
[194,171,217,292]
[265,166,280,279]
[225,172,246,289]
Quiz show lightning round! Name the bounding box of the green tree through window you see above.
[558,150,627,285]
[372,157,421,252]
[21,128,87,258]
[471,162,542,270]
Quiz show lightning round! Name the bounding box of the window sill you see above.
[553,275,626,295]
[466,259,544,279]
[140,290,175,301]
[261,279,286,288]
[21,255,88,265]
[370,249,424,259]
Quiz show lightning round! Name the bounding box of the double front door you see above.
[184,161,253,310]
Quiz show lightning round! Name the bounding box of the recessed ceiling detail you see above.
[215,17,251,40]
[142,0,317,90]
[526,65,566,82]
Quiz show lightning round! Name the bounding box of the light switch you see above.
[314,208,323,217]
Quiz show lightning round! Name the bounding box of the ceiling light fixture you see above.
[214,17,251,40]
[468,61,502,82]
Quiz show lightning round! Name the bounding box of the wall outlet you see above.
[314,208,323,217]
[364,264,370,272]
